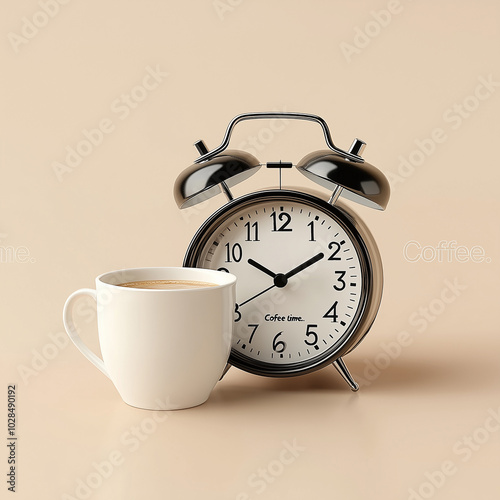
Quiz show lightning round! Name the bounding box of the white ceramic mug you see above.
[62,267,236,410]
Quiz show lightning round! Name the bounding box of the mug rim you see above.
[96,266,237,291]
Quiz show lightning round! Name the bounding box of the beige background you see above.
[1,0,499,498]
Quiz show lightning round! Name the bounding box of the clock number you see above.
[248,324,259,343]
[244,221,260,241]
[328,241,341,261]
[271,212,292,232]
[217,267,230,273]
[307,221,316,242]
[333,270,346,291]
[323,301,339,322]
[225,242,242,263]
[304,324,318,346]
[234,304,242,322]
[272,331,286,353]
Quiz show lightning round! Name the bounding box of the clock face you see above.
[185,191,370,375]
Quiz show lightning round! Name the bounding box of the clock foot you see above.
[219,362,232,380]
[332,357,359,392]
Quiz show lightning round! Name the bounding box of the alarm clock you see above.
[174,112,390,391]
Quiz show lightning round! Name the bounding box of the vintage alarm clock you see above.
[174,112,390,391]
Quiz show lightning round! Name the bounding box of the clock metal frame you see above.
[183,188,383,380]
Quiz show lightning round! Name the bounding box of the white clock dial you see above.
[196,196,365,368]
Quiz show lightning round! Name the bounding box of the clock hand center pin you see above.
[247,258,287,289]
[274,252,324,288]
[240,252,326,306]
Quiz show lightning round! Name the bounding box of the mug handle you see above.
[63,288,110,379]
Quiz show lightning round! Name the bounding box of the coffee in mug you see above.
[118,279,217,290]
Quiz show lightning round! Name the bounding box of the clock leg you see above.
[219,362,232,380]
[332,357,359,392]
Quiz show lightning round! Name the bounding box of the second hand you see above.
[238,284,276,307]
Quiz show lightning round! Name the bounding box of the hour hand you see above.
[248,259,277,278]
[284,252,324,279]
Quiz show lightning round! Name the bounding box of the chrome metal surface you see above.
[174,150,261,208]
[193,112,365,164]
[297,151,390,210]
[328,185,343,205]
[220,181,234,201]
[194,140,209,155]
[332,357,359,391]
[348,138,366,156]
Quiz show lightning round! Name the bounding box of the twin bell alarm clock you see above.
[174,112,390,391]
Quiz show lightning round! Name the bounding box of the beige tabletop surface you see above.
[1,1,499,499]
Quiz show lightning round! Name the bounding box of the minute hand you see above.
[248,259,277,278]
[284,252,324,279]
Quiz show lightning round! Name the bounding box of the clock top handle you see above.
[193,112,365,164]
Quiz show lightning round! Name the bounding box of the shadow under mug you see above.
[62,267,237,410]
